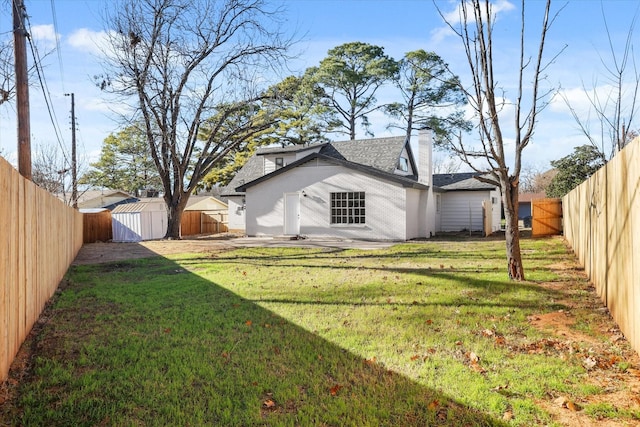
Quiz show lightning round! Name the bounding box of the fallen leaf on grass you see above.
[566,400,581,411]
[245,320,253,327]
[427,400,440,411]
[410,355,421,361]
[481,329,494,337]
[503,411,513,421]
[263,399,276,408]
[425,319,433,325]
[554,396,568,407]
[329,384,343,396]
[364,357,377,365]
[470,360,486,374]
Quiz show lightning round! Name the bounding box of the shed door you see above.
[283,193,300,235]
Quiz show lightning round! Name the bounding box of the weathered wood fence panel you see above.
[181,210,201,236]
[0,157,83,381]
[181,210,228,236]
[83,210,113,243]
[202,211,228,234]
[563,137,640,354]
[531,198,563,237]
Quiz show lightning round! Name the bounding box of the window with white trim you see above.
[330,192,365,224]
[275,157,284,169]
[397,157,409,172]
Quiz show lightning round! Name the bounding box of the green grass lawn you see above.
[2,237,638,426]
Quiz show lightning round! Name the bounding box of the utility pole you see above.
[65,93,77,208]
[13,0,31,179]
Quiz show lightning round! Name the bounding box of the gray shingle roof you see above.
[222,136,412,196]
[236,153,428,192]
[433,173,498,191]
[319,136,408,173]
[222,155,265,196]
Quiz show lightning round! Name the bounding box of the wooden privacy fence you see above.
[563,136,640,355]
[181,210,228,236]
[83,210,112,243]
[531,198,563,237]
[0,157,83,381]
[81,209,229,242]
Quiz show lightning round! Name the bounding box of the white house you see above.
[223,129,501,240]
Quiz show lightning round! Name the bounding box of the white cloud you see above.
[30,24,58,49]
[67,28,110,56]
[439,0,516,27]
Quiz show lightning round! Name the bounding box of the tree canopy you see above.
[310,42,398,140]
[80,124,161,196]
[546,145,605,198]
[386,49,470,146]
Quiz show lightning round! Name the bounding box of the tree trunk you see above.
[164,193,190,239]
[502,179,525,280]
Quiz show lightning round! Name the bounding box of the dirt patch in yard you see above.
[72,233,241,265]
[527,253,640,427]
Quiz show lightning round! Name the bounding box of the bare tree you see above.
[561,5,639,161]
[31,143,89,203]
[432,153,462,175]
[99,0,293,238]
[439,0,561,280]
[0,40,13,105]
[32,143,67,194]
[519,163,548,193]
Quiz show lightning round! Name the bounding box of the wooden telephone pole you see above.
[65,93,78,208]
[13,0,31,179]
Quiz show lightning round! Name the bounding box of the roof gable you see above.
[318,136,409,173]
[433,173,498,191]
[236,153,427,192]
[222,136,415,196]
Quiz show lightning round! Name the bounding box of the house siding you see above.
[440,191,492,232]
[226,196,246,232]
[405,189,420,239]
[245,163,410,240]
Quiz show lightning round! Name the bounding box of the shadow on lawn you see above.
[4,256,510,427]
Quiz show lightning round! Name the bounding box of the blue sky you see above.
[1,0,639,174]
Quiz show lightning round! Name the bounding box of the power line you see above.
[49,0,66,94]
[23,7,70,168]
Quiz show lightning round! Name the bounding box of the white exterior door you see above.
[283,192,300,235]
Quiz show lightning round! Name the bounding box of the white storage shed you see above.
[111,200,167,242]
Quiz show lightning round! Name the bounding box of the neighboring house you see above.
[65,189,138,210]
[223,129,436,240]
[185,195,228,212]
[432,173,501,233]
[518,192,547,223]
